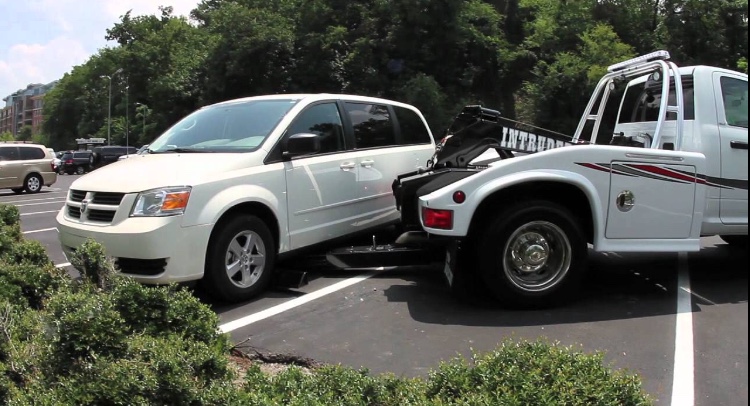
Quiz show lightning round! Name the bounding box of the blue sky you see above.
[0,0,199,100]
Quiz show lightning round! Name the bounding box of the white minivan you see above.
[56,94,435,302]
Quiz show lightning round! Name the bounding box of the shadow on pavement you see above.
[378,243,747,327]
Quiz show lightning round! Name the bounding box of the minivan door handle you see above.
[730,141,748,150]
[360,159,375,168]
[340,162,356,171]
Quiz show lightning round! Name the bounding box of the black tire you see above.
[75,166,85,175]
[477,200,588,308]
[11,188,24,194]
[203,215,276,303]
[720,235,747,248]
[23,174,43,194]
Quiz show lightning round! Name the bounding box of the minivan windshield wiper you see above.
[149,147,210,154]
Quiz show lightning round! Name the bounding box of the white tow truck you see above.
[327,51,748,308]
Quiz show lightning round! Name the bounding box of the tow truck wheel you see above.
[203,214,276,303]
[477,201,587,308]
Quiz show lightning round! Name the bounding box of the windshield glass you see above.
[148,99,299,153]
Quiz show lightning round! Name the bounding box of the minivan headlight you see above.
[131,187,192,217]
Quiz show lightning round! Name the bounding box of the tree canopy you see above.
[42,0,748,150]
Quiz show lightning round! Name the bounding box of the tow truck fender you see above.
[424,169,606,245]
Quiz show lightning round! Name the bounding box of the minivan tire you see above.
[23,174,43,194]
[203,214,276,303]
[76,166,85,175]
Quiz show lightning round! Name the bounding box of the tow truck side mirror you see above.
[283,133,321,160]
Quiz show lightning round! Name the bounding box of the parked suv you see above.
[0,142,57,194]
[60,151,95,175]
[57,94,435,302]
[93,145,138,166]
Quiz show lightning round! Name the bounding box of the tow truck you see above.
[327,51,748,308]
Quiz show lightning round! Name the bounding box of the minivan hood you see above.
[70,153,257,193]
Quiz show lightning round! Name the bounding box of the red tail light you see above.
[50,162,55,171]
[65,159,73,164]
[422,207,453,230]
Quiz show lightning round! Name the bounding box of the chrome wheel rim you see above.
[502,221,571,292]
[225,230,266,288]
[27,177,41,192]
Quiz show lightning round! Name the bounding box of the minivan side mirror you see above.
[283,133,320,160]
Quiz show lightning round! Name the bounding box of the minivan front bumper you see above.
[56,209,213,284]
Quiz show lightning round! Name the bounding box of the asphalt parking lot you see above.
[7,174,748,406]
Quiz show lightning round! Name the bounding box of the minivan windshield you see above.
[148,99,299,153]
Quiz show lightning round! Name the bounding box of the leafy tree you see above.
[16,126,32,141]
[0,132,13,142]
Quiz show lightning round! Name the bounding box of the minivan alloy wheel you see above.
[225,230,266,288]
[24,174,42,193]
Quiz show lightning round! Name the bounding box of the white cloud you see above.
[0,36,88,96]
[0,0,200,99]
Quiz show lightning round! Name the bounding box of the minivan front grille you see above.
[70,190,86,202]
[65,190,125,224]
[86,209,116,223]
[67,205,81,219]
[92,192,124,205]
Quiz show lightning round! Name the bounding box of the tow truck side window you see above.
[720,77,748,128]
[619,76,695,123]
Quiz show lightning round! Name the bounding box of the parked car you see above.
[57,94,436,303]
[47,148,62,172]
[60,151,95,175]
[93,145,138,166]
[0,142,57,194]
[117,145,150,161]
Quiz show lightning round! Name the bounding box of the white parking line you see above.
[219,273,375,333]
[22,227,58,234]
[55,262,71,268]
[21,209,62,217]
[0,196,66,204]
[671,252,694,406]
[14,201,68,207]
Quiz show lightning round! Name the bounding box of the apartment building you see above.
[0,81,58,136]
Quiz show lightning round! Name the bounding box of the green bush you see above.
[0,262,67,309]
[111,279,227,346]
[4,239,54,268]
[69,238,116,289]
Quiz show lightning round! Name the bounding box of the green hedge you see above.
[0,203,652,405]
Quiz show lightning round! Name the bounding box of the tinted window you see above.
[19,146,45,160]
[619,76,695,123]
[720,76,748,128]
[61,153,73,160]
[0,147,19,161]
[285,103,345,154]
[344,102,396,149]
[394,106,431,145]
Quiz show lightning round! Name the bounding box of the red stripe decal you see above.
[629,164,707,185]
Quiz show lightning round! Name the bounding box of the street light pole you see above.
[100,68,122,146]
[125,77,129,150]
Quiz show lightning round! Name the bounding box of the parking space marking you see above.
[13,200,67,207]
[22,227,58,235]
[21,210,62,217]
[0,196,66,204]
[219,272,376,333]
[671,252,694,406]
[55,262,71,268]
